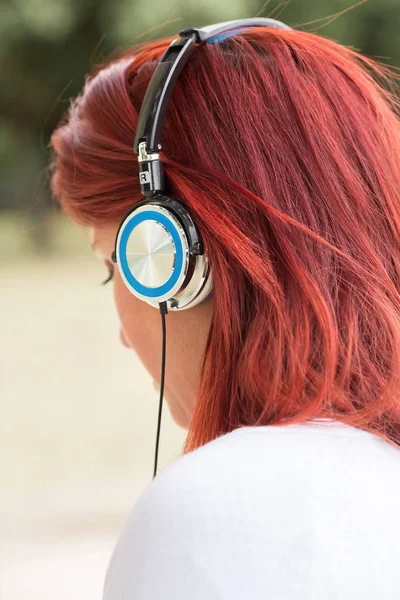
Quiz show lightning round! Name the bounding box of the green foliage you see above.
[1,0,399,252]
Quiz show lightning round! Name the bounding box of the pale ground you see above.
[1,238,187,599]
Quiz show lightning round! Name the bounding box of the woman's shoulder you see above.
[103,421,400,599]
[129,419,399,519]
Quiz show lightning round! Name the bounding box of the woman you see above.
[50,17,400,600]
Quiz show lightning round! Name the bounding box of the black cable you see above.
[153,301,168,479]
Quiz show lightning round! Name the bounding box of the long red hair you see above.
[50,27,400,453]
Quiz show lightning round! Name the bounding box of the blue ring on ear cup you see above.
[118,210,184,298]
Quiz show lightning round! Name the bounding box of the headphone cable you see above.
[153,300,168,479]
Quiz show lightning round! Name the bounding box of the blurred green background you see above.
[1,1,399,599]
[1,0,399,252]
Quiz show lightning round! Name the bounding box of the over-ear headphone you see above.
[112,17,291,312]
[111,18,292,478]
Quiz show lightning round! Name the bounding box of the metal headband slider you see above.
[138,141,161,163]
[137,147,164,196]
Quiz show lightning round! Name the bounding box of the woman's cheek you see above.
[112,272,130,331]
[113,273,141,344]
[120,328,131,349]
[112,272,160,378]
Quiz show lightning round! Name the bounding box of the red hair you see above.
[50,27,400,453]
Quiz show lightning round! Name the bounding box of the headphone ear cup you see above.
[113,195,212,310]
[142,196,205,257]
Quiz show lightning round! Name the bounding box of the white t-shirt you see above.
[102,419,400,599]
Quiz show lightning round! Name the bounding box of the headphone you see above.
[111,18,292,477]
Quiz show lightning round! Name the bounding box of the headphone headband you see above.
[133,18,292,173]
[180,17,292,43]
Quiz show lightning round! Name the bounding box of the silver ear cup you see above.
[172,251,212,311]
[115,204,212,310]
[126,220,176,288]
